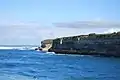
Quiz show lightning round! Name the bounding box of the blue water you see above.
[0,50,120,80]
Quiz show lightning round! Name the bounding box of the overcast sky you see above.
[0,0,120,45]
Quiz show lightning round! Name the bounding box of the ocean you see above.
[0,46,120,80]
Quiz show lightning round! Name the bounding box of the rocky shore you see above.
[41,32,120,57]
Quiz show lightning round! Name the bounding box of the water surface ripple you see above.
[0,50,120,80]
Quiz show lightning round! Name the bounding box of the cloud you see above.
[0,25,50,45]
[103,28,120,33]
[1,22,42,27]
[0,21,120,45]
[0,25,101,45]
[53,21,120,28]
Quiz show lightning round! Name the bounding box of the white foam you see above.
[0,46,38,50]
[46,52,55,54]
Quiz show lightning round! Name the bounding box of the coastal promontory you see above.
[41,32,120,57]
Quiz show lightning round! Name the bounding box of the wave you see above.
[0,46,38,50]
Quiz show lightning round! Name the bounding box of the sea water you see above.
[0,46,120,80]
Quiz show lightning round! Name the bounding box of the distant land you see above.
[0,45,39,47]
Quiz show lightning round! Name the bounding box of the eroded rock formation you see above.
[41,39,53,51]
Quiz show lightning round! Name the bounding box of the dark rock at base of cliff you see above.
[35,47,42,51]
[48,49,120,57]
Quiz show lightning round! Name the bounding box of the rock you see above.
[40,39,53,51]
[45,32,120,57]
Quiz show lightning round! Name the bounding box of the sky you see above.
[0,0,120,45]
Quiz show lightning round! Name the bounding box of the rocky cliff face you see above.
[48,32,120,57]
[41,39,53,51]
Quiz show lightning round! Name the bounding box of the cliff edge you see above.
[42,32,120,57]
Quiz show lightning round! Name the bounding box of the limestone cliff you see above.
[46,32,120,57]
[41,39,53,51]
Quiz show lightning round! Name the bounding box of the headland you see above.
[40,32,120,57]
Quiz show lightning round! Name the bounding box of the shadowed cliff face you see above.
[47,32,120,57]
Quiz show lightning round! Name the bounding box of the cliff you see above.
[42,32,120,57]
[40,39,53,51]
